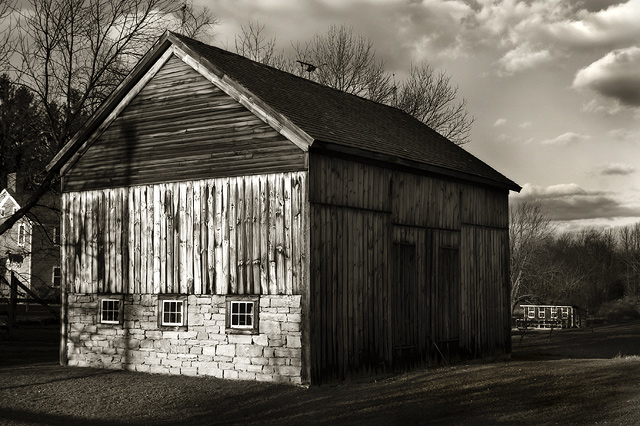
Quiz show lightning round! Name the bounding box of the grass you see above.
[2,321,640,425]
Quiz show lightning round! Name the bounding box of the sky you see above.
[199,0,640,232]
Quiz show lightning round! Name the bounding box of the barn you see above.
[49,31,520,385]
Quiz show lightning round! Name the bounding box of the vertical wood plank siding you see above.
[62,55,306,192]
[309,154,510,383]
[62,172,307,296]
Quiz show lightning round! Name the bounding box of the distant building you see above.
[517,305,580,329]
[0,172,61,301]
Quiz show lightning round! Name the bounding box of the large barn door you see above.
[392,242,419,371]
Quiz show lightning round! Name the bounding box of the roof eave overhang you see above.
[310,141,522,193]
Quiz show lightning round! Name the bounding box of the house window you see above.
[226,296,259,334]
[538,308,545,319]
[561,307,569,319]
[551,307,558,319]
[100,298,123,324]
[18,224,26,246]
[53,226,61,245]
[527,307,535,319]
[52,267,61,287]
[161,299,185,327]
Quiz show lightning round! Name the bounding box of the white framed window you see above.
[52,267,61,287]
[551,307,558,319]
[527,306,535,319]
[226,296,259,334]
[538,308,545,319]
[561,307,569,319]
[18,223,26,246]
[100,298,122,324]
[160,299,185,327]
[53,226,61,245]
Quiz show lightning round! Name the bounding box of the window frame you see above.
[99,297,123,325]
[53,226,61,245]
[550,307,558,319]
[538,308,545,319]
[226,295,259,335]
[157,295,188,330]
[527,306,535,319]
[52,266,61,287]
[17,223,26,246]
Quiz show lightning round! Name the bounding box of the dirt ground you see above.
[2,322,640,425]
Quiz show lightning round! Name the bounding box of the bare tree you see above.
[393,63,473,146]
[234,21,284,67]
[293,24,393,103]
[175,1,217,41]
[618,223,640,298]
[0,0,17,68]
[235,23,473,144]
[0,0,218,237]
[509,202,554,312]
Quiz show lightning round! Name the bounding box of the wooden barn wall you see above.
[61,172,307,296]
[309,154,510,382]
[62,55,306,192]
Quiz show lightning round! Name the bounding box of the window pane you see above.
[230,301,254,329]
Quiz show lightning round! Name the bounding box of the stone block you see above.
[202,346,217,356]
[238,371,256,381]
[228,334,252,345]
[145,330,163,339]
[274,365,300,377]
[252,334,268,346]
[181,367,198,376]
[259,320,280,334]
[199,367,223,378]
[275,347,301,359]
[250,357,270,366]
[216,344,236,357]
[223,369,239,380]
[286,335,302,348]
[236,344,264,358]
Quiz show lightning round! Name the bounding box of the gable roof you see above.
[49,31,520,192]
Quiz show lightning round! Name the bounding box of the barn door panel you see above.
[392,242,419,371]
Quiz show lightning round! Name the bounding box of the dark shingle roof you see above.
[170,33,519,191]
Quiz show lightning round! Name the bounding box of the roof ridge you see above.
[169,31,415,122]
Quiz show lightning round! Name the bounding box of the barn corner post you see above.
[300,159,312,385]
[59,193,68,366]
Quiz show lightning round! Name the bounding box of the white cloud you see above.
[545,0,640,49]
[596,163,636,176]
[573,46,640,108]
[511,182,640,221]
[494,118,507,127]
[541,132,591,145]
[519,121,532,129]
[497,43,552,75]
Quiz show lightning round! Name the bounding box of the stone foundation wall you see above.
[65,294,304,385]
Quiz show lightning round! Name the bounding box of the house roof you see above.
[49,31,520,192]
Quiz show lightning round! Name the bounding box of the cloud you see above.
[608,128,640,142]
[573,46,640,107]
[545,0,640,49]
[541,132,591,145]
[519,121,532,129]
[511,183,640,221]
[494,118,507,127]
[596,163,636,175]
[497,43,552,75]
